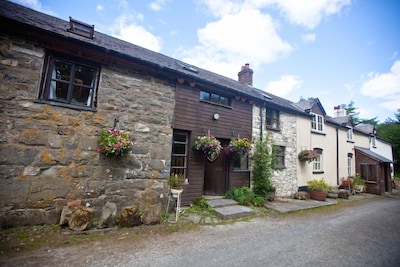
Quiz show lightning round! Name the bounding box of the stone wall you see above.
[252,105,298,197]
[0,33,175,227]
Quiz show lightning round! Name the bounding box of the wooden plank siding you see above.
[174,83,252,204]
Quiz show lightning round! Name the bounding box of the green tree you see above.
[376,109,400,176]
[345,101,378,125]
[251,137,276,197]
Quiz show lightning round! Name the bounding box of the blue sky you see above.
[12,0,400,122]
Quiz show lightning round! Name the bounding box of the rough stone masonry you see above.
[0,33,175,227]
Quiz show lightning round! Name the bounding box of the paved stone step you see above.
[213,205,255,220]
[206,198,255,220]
[206,198,238,208]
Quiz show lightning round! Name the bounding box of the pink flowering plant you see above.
[298,149,319,163]
[227,138,251,155]
[192,135,222,161]
[96,127,133,156]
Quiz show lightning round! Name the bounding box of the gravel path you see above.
[2,195,400,267]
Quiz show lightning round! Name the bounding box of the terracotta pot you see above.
[309,190,327,201]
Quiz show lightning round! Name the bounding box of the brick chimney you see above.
[238,63,253,86]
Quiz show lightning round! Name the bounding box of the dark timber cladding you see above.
[174,82,252,204]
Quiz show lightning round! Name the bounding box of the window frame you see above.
[266,108,280,130]
[347,153,353,176]
[38,54,100,111]
[170,130,189,177]
[273,145,285,169]
[199,90,231,107]
[311,113,324,133]
[312,148,323,173]
[347,127,354,142]
[233,154,249,171]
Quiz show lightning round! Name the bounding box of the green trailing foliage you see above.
[251,137,276,197]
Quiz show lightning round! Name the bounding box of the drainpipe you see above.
[336,127,339,185]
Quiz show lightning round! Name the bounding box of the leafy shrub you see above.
[225,186,262,206]
[189,198,213,213]
[251,138,276,197]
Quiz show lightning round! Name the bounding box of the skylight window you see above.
[69,17,95,39]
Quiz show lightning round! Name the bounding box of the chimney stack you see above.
[238,63,253,86]
[333,104,346,117]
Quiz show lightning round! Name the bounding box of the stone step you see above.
[206,198,255,220]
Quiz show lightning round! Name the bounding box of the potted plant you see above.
[168,173,185,197]
[298,149,319,163]
[192,135,223,161]
[327,186,339,199]
[353,173,365,193]
[227,138,252,156]
[97,127,133,156]
[307,178,330,201]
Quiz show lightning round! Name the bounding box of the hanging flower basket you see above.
[192,135,222,162]
[298,150,318,163]
[96,127,133,156]
[227,138,251,156]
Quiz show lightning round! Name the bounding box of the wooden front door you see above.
[203,139,229,195]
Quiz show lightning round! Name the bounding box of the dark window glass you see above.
[171,131,189,177]
[273,145,285,168]
[199,90,230,106]
[40,55,99,110]
[266,108,279,129]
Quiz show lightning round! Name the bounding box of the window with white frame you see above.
[170,131,189,177]
[347,127,353,141]
[347,153,353,176]
[312,148,323,172]
[39,55,99,111]
[311,113,324,132]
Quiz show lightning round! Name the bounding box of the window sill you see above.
[233,169,250,173]
[312,171,325,174]
[266,126,281,132]
[347,140,355,143]
[35,99,96,112]
[311,130,326,135]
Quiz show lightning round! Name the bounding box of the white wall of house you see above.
[371,138,394,177]
[296,115,313,187]
[337,127,357,182]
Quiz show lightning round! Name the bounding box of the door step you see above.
[206,198,255,220]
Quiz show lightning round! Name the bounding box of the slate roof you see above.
[354,124,375,135]
[355,147,392,163]
[294,97,326,115]
[0,1,307,117]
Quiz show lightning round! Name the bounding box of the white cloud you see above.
[13,0,42,10]
[96,4,104,12]
[111,13,162,52]
[264,75,303,96]
[149,0,167,11]
[360,60,400,111]
[178,8,292,79]
[302,33,316,43]
[261,0,352,29]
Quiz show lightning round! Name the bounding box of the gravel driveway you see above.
[2,195,400,267]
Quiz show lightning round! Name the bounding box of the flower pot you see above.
[170,188,183,198]
[309,190,327,201]
[265,191,276,202]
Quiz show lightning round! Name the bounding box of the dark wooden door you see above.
[203,139,229,195]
